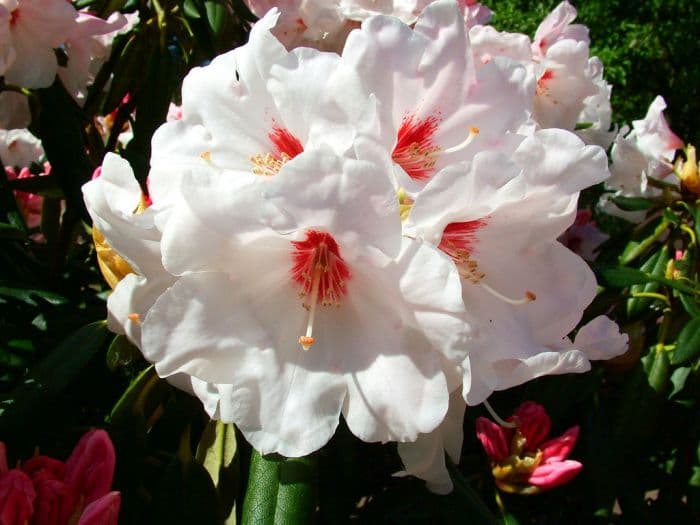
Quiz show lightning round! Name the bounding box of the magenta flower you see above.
[476,401,582,494]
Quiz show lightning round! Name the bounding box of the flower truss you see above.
[83,0,628,493]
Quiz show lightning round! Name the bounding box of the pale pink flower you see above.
[559,209,609,261]
[603,95,684,220]
[0,0,78,88]
[532,0,588,58]
[58,11,135,104]
[476,401,582,494]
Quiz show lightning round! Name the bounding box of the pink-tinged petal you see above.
[540,425,580,463]
[528,459,582,490]
[64,430,116,506]
[511,401,550,451]
[475,417,509,462]
[32,479,79,525]
[632,95,683,162]
[0,469,36,525]
[573,316,628,361]
[77,491,120,525]
[21,456,66,483]
[0,443,7,474]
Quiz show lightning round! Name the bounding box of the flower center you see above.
[439,220,535,304]
[250,126,304,177]
[392,114,479,183]
[291,230,351,350]
[439,220,487,283]
[536,69,555,96]
[392,114,441,182]
[9,8,19,26]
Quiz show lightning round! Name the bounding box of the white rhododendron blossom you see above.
[0,127,44,167]
[406,129,612,405]
[83,0,627,493]
[0,0,78,88]
[602,95,684,220]
[468,1,612,143]
[340,1,532,193]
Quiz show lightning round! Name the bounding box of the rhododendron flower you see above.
[341,1,532,191]
[142,145,469,456]
[405,129,619,405]
[1,128,49,230]
[0,430,120,525]
[476,401,582,494]
[0,0,78,88]
[602,95,684,220]
[58,10,135,104]
[244,0,439,52]
[83,153,172,346]
[559,209,609,261]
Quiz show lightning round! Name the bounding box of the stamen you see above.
[484,399,518,429]
[392,114,441,182]
[250,127,304,177]
[291,230,351,351]
[299,266,322,351]
[444,127,480,154]
[128,312,141,324]
[480,282,536,305]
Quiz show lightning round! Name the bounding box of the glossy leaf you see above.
[241,450,317,525]
[671,318,700,365]
[0,321,110,438]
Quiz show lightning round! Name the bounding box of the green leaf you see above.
[0,222,26,240]
[669,366,692,399]
[241,450,317,525]
[445,459,497,525]
[611,195,655,211]
[627,247,669,317]
[0,282,67,306]
[601,267,697,294]
[0,321,110,438]
[205,0,227,36]
[679,292,700,317]
[197,420,239,524]
[106,334,143,371]
[671,318,700,365]
[149,427,223,525]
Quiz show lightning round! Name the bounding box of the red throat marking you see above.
[270,126,304,161]
[291,230,351,306]
[392,114,441,182]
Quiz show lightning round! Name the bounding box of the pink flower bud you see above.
[511,401,551,451]
[0,469,36,525]
[22,456,66,484]
[528,459,582,490]
[31,479,78,525]
[0,443,7,475]
[475,417,510,462]
[539,425,580,463]
[64,430,116,506]
[77,491,121,525]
